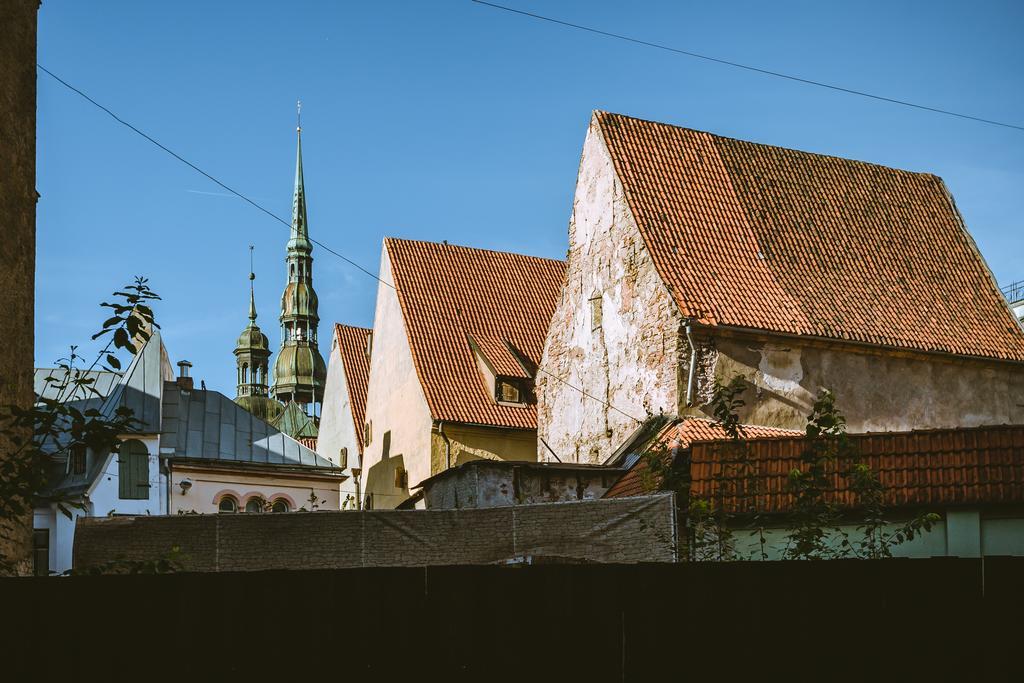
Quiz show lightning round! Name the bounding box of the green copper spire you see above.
[248,245,258,323]
[289,100,312,253]
[234,246,283,424]
[272,102,327,426]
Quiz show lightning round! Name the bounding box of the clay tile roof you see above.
[333,324,372,453]
[689,424,1024,513]
[603,418,799,498]
[595,111,1024,362]
[469,334,532,379]
[385,238,565,429]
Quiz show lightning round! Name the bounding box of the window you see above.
[590,293,603,330]
[271,499,290,513]
[33,529,49,577]
[245,498,265,513]
[497,381,521,403]
[69,445,86,476]
[117,440,149,500]
[218,496,238,513]
[339,447,348,469]
[242,363,249,384]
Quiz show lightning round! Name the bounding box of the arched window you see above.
[117,439,149,500]
[271,499,290,513]
[242,363,249,384]
[245,497,265,513]
[218,496,238,513]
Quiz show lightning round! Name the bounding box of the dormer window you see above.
[497,380,521,404]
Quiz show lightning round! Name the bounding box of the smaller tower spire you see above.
[248,245,257,323]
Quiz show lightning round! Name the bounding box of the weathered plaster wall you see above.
[538,116,682,465]
[428,423,536,480]
[169,467,342,514]
[361,244,433,508]
[695,333,1024,431]
[423,462,619,509]
[317,337,361,480]
[0,0,38,575]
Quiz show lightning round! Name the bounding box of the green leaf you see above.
[106,354,122,370]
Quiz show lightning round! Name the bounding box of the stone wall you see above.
[74,494,678,570]
[692,331,1024,432]
[422,460,621,509]
[537,116,682,466]
[0,0,38,575]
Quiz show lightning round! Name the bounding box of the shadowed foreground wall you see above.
[3,558,1021,679]
[74,495,677,570]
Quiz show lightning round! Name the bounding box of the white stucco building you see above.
[317,323,372,509]
[32,332,345,575]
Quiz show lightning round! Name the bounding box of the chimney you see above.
[176,360,194,391]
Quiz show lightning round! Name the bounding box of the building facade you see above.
[317,324,372,508]
[358,238,564,508]
[605,421,1024,559]
[32,333,345,575]
[538,111,1024,465]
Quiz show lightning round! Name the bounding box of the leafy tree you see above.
[0,277,159,572]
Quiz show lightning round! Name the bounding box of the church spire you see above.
[289,100,311,252]
[248,244,258,324]
[233,246,281,424]
[272,104,327,426]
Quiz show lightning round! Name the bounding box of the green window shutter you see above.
[118,441,149,500]
[132,450,149,499]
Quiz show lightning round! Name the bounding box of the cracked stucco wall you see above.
[537,116,681,465]
[695,334,1024,432]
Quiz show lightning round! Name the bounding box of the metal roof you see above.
[161,382,336,469]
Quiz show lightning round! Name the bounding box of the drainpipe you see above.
[685,321,698,408]
[435,421,452,470]
[163,457,172,515]
[352,454,362,511]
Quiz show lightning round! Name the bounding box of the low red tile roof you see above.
[297,436,318,452]
[333,324,372,454]
[691,424,1024,513]
[603,418,798,498]
[385,238,565,429]
[596,111,1024,362]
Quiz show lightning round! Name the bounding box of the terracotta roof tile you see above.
[603,418,798,498]
[614,424,1024,512]
[386,238,565,428]
[596,111,1024,361]
[333,324,372,453]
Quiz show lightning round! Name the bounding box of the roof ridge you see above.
[595,109,938,178]
[384,236,566,266]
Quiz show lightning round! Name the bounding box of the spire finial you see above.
[297,99,302,133]
[248,244,257,323]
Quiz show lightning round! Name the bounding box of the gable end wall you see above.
[537,117,683,465]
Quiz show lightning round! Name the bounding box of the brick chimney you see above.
[176,360,194,391]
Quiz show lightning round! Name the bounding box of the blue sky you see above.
[36,0,1024,395]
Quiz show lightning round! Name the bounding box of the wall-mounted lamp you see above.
[179,479,193,495]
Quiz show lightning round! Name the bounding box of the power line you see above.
[36,64,394,289]
[37,65,644,427]
[470,0,1024,133]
